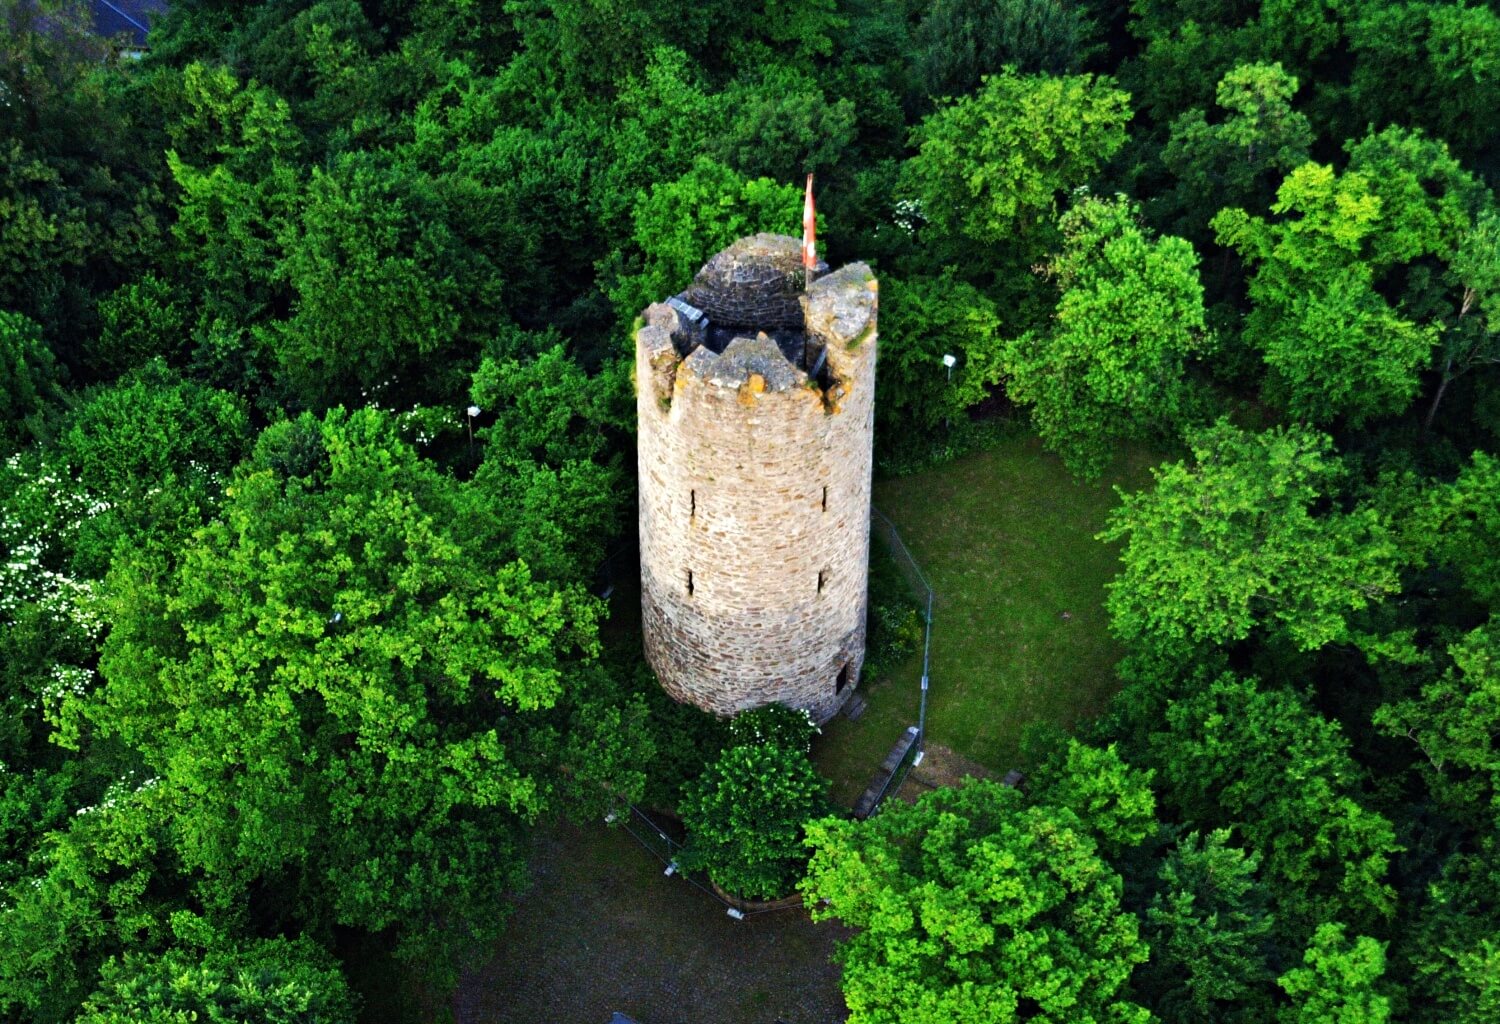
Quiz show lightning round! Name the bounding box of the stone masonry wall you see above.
[636,245,878,724]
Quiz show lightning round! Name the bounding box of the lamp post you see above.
[466,405,480,460]
[941,354,956,429]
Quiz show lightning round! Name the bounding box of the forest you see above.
[3,0,1500,1021]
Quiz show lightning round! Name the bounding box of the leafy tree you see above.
[1375,619,1500,830]
[1213,163,1440,426]
[911,0,1098,102]
[469,344,627,583]
[1150,674,1398,932]
[0,775,174,1022]
[267,153,478,409]
[164,61,304,338]
[802,780,1152,1024]
[679,733,828,900]
[45,362,250,575]
[1429,452,1500,608]
[0,449,112,767]
[1141,829,1276,1022]
[727,703,819,751]
[63,409,609,967]
[1425,209,1500,432]
[1405,841,1500,1024]
[1027,739,1157,857]
[0,1,167,349]
[900,69,1131,258]
[607,157,802,321]
[0,309,62,448]
[57,361,249,502]
[1160,62,1312,241]
[1002,195,1208,478]
[90,275,192,377]
[1100,420,1401,656]
[1342,128,1489,273]
[399,96,599,334]
[875,273,1003,439]
[77,936,356,1024]
[1277,923,1390,1024]
[709,65,858,181]
[1345,3,1500,171]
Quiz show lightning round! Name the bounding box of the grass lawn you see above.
[814,431,1163,802]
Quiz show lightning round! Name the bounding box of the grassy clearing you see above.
[814,431,1163,799]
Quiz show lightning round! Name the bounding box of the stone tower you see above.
[635,234,878,724]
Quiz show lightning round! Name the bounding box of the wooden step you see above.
[853,726,920,819]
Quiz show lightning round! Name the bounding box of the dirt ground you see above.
[895,741,1003,804]
[453,820,850,1024]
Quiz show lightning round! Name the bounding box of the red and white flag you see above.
[802,173,817,273]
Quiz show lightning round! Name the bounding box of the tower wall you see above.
[636,250,878,724]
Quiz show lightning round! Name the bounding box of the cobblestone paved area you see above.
[453,820,850,1024]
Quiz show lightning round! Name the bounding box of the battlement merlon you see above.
[636,260,877,409]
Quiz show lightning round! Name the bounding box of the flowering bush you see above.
[678,735,830,900]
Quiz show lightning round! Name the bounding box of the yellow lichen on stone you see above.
[738,372,766,405]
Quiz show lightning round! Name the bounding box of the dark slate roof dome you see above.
[681,233,827,330]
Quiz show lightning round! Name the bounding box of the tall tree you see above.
[802,780,1152,1024]
[1100,420,1401,657]
[1277,923,1390,1024]
[1140,829,1277,1022]
[1213,163,1439,426]
[61,409,623,968]
[1160,61,1313,242]
[899,68,1131,279]
[1001,195,1209,478]
[1150,674,1398,932]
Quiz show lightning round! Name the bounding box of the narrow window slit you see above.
[821,486,828,511]
[817,570,826,593]
[686,569,694,596]
[690,489,696,518]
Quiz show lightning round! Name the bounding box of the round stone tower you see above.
[635,234,878,724]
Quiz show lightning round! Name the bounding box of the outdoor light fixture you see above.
[663,862,677,877]
[941,354,956,368]
[466,405,481,417]
[726,908,745,921]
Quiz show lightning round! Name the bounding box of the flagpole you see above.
[803,173,816,292]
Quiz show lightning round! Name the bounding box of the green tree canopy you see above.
[802,780,1152,1024]
[900,69,1131,262]
[76,935,356,1024]
[910,0,1098,102]
[1001,195,1208,478]
[607,156,802,322]
[1140,829,1276,1022]
[1277,922,1390,1024]
[1160,61,1313,240]
[679,732,828,900]
[64,408,610,965]
[0,309,62,449]
[874,273,1003,440]
[1151,674,1398,931]
[1100,420,1401,656]
[1213,162,1445,425]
